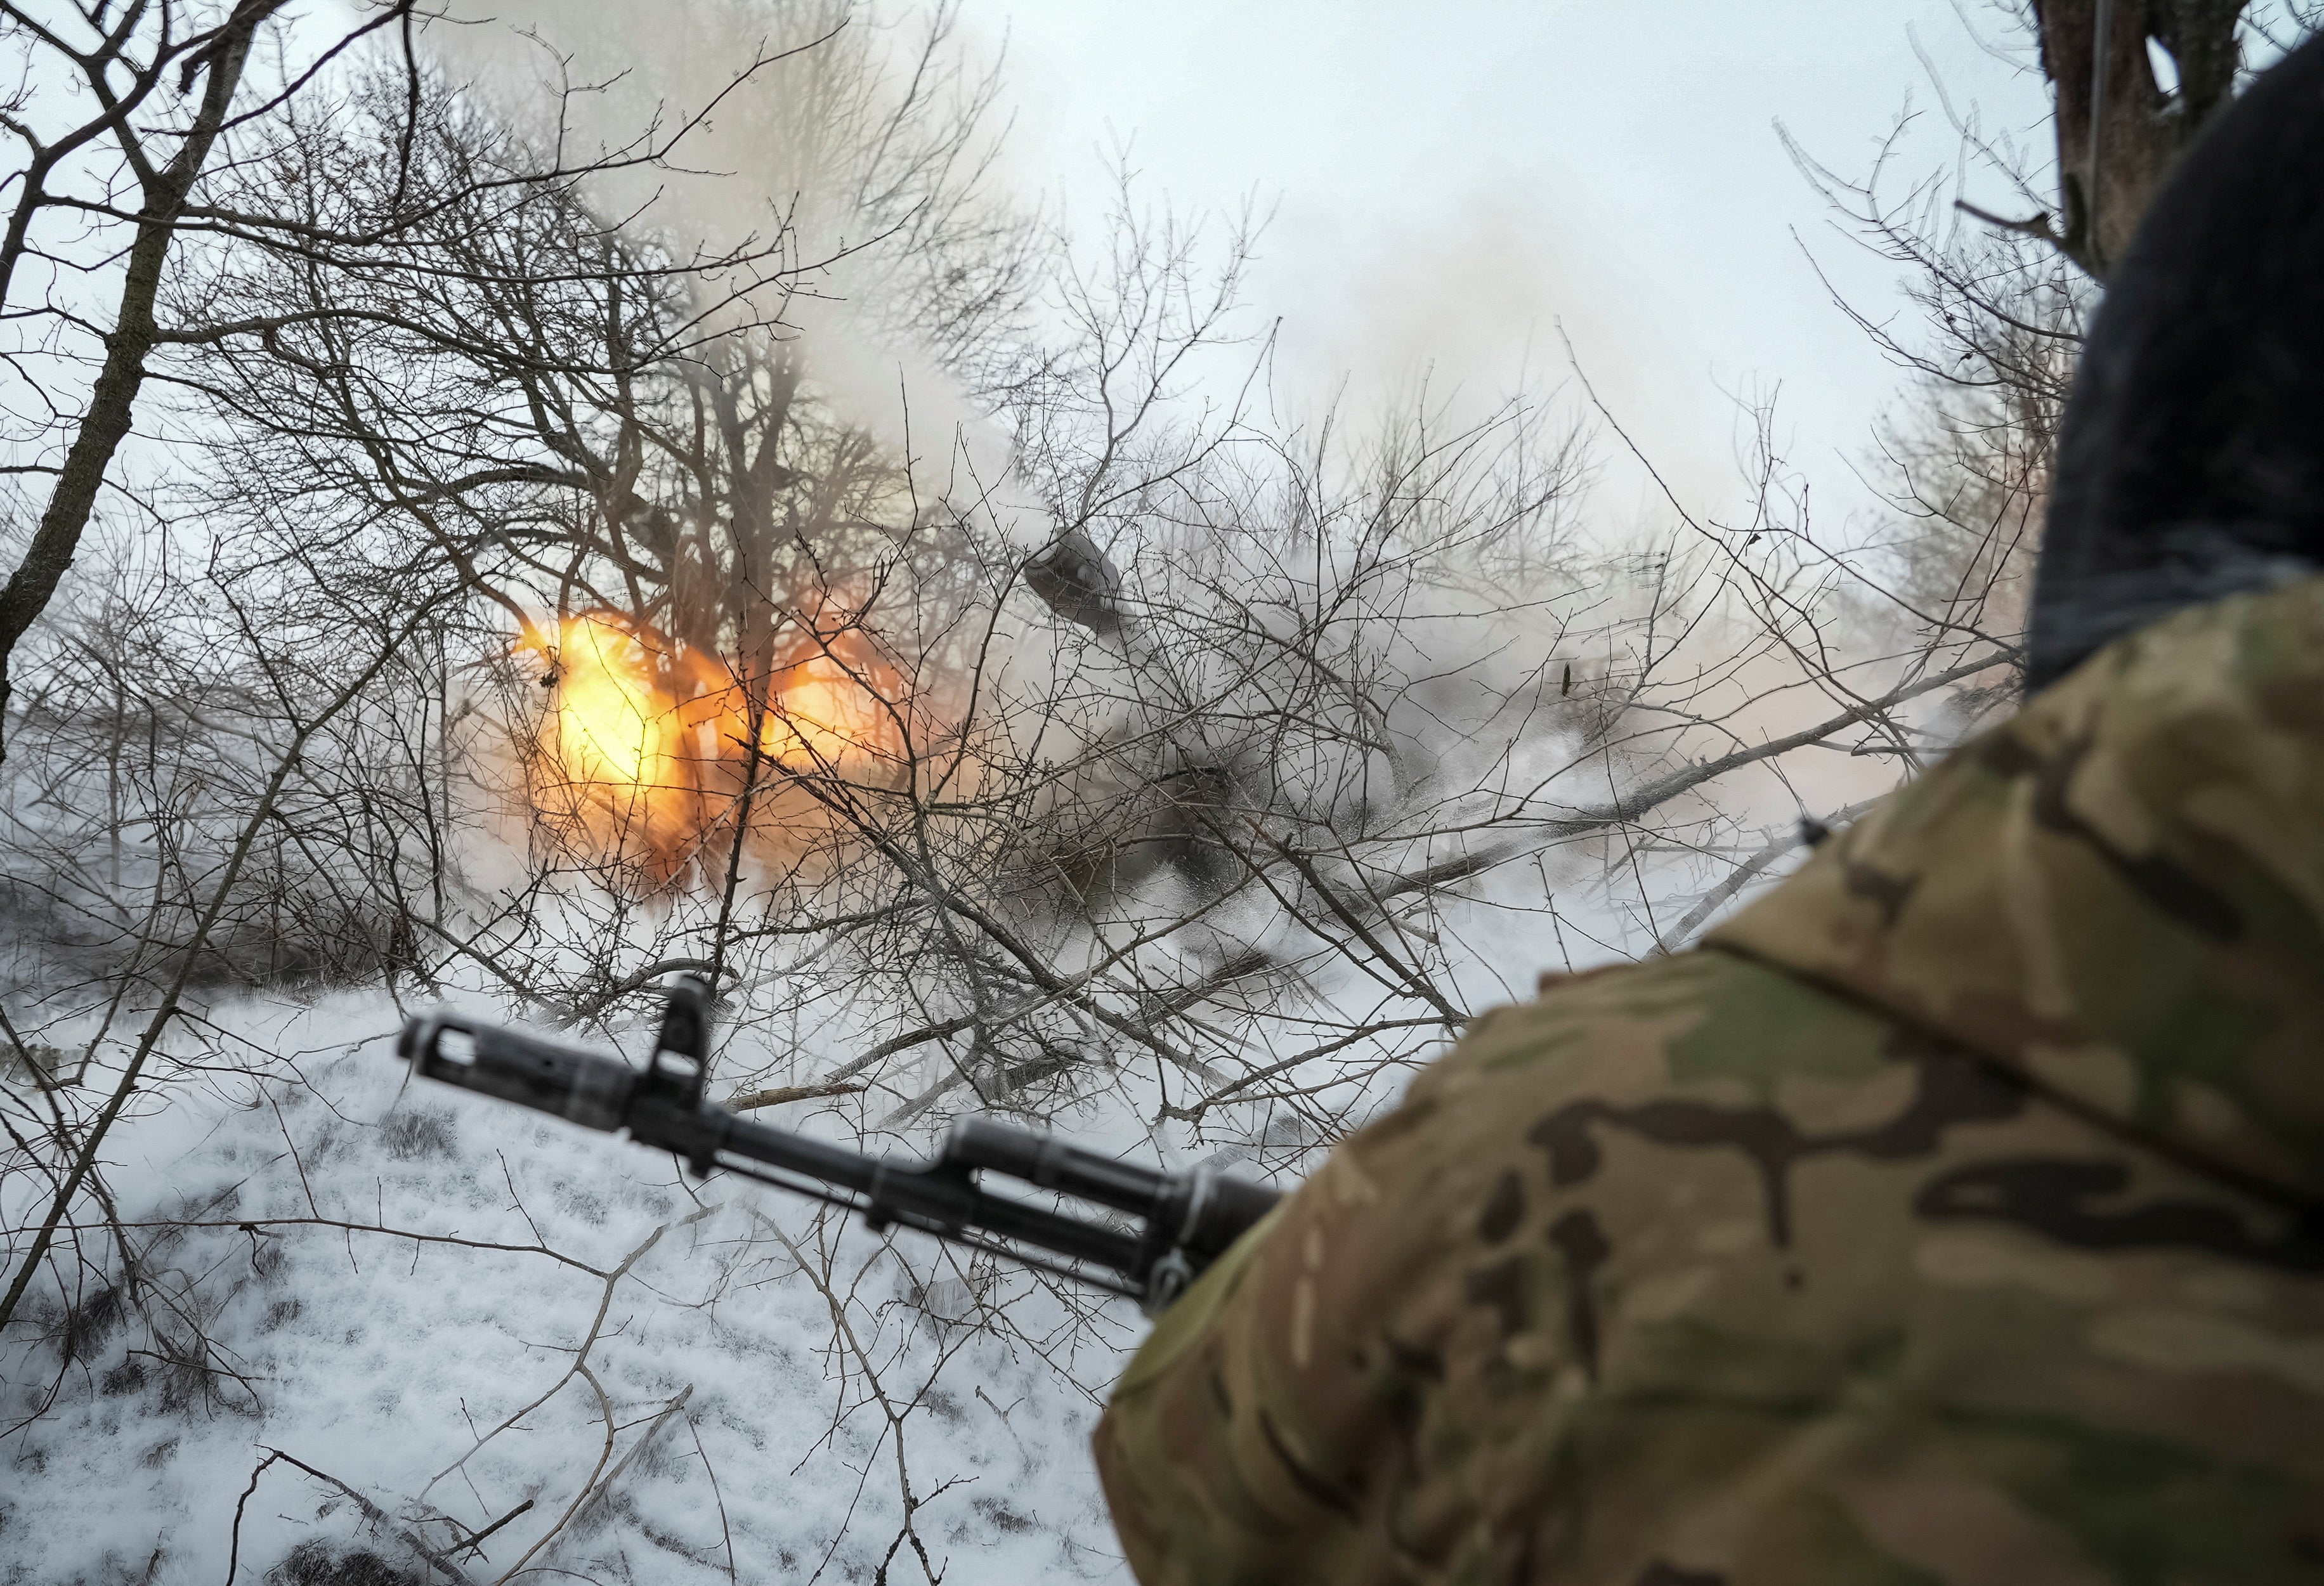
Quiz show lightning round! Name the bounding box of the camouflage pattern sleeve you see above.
[1711,575,2324,1203]
[1092,578,2324,1586]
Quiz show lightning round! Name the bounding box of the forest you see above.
[1,2,2304,1581]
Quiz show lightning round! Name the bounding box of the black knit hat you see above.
[2027,30,2324,689]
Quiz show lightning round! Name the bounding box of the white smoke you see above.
[428,0,1036,526]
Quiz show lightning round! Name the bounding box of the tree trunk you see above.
[2030,0,2250,277]
[0,3,279,763]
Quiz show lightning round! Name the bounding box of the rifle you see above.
[395,975,1282,1314]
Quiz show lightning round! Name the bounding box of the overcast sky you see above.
[977,1,2054,531]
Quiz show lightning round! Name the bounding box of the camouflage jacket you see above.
[1093,578,2324,1585]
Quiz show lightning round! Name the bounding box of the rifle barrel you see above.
[393,995,1281,1313]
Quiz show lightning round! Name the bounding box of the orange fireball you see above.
[545,614,693,788]
[756,654,893,769]
[520,610,901,866]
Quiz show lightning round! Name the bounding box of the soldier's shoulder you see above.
[1423,947,1897,1113]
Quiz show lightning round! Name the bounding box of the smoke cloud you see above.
[428,0,1034,524]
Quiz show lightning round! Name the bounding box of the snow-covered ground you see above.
[0,680,1877,1586]
[4,990,1147,1585]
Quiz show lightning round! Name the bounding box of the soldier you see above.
[1092,30,2324,1586]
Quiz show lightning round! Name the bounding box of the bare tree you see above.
[0,1,424,758]
[26,3,2308,1577]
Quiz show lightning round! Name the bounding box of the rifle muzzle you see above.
[399,1011,637,1133]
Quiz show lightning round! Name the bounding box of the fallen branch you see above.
[1652,796,1878,953]
[727,1081,866,1111]
[422,1207,712,1498]
[61,1217,611,1278]
[225,1446,479,1586]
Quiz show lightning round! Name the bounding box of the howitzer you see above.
[395,976,1281,1314]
